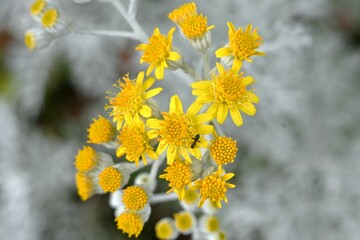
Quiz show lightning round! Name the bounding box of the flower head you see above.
[24,28,53,51]
[168,2,197,25]
[192,63,259,127]
[193,165,235,208]
[115,211,144,238]
[136,28,181,79]
[200,215,220,234]
[116,114,157,166]
[75,172,102,201]
[30,0,47,18]
[105,72,163,129]
[174,211,196,234]
[147,95,213,164]
[87,115,116,145]
[216,22,264,69]
[155,218,179,240]
[122,185,150,211]
[210,135,238,165]
[97,164,133,193]
[74,146,98,172]
[159,159,194,199]
[41,8,67,35]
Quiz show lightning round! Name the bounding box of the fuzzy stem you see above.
[202,50,210,79]
[72,28,138,39]
[150,192,178,204]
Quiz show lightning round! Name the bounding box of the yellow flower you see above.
[87,115,116,145]
[24,28,53,51]
[74,146,98,172]
[136,28,181,80]
[122,185,150,211]
[168,2,197,25]
[192,165,235,208]
[200,215,220,234]
[30,0,47,17]
[191,63,259,127]
[173,211,196,234]
[41,9,58,28]
[75,172,94,201]
[159,159,193,199]
[147,95,213,164]
[155,218,179,240]
[180,14,214,40]
[115,211,144,238]
[210,133,238,165]
[116,114,158,166]
[216,22,265,69]
[105,72,163,129]
[98,166,122,193]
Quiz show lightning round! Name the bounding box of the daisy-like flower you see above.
[199,215,220,234]
[147,95,213,164]
[173,211,196,234]
[216,22,265,69]
[210,133,238,165]
[30,0,49,21]
[155,218,179,240]
[24,28,53,51]
[116,114,158,166]
[97,164,133,193]
[115,210,144,238]
[74,146,113,173]
[87,115,117,146]
[75,171,102,201]
[122,185,151,211]
[41,8,67,35]
[168,2,197,25]
[191,63,259,127]
[105,72,163,129]
[136,28,182,80]
[180,188,199,211]
[159,159,195,199]
[179,13,214,52]
[192,165,235,208]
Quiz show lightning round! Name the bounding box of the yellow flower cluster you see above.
[70,1,264,239]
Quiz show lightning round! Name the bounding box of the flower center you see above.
[183,188,198,204]
[87,116,115,144]
[213,70,246,105]
[156,220,175,239]
[75,172,93,201]
[230,29,260,60]
[24,31,36,51]
[206,216,220,232]
[168,2,197,25]
[122,186,148,211]
[118,126,146,162]
[30,0,46,16]
[174,212,194,232]
[98,167,122,192]
[162,160,192,190]
[181,14,207,39]
[210,136,238,165]
[115,211,143,238]
[108,76,144,116]
[142,33,169,65]
[74,146,98,172]
[200,174,227,203]
[159,112,195,147]
[41,9,58,28]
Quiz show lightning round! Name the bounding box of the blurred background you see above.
[0,0,360,239]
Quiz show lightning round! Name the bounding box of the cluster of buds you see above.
[26,1,265,239]
[25,0,69,51]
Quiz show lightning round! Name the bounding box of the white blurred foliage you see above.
[1,0,360,239]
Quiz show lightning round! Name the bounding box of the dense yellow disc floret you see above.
[74,146,98,172]
[159,160,193,199]
[24,31,36,51]
[181,14,210,39]
[98,166,122,192]
[116,211,144,238]
[210,136,238,165]
[155,218,177,240]
[30,0,46,16]
[87,116,115,144]
[193,166,235,208]
[204,216,220,233]
[122,186,148,211]
[75,172,94,201]
[168,2,197,25]
[174,211,195,233]
[183,188,198,204]
[41,9,58,28]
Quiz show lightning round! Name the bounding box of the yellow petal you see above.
[169,95,183,114]
[155,65,165,79]
[216,104,228,124]
[144,87,163,99]
[146,65,155,76]
[215,47,231,58]
[229,108,243,127]
[193,113,213,124]
[227,22,236,34]
[136,71,145,86]
[196,124,214,134]
[239,102,256,116]
[139,105,152,118]
[156,140,168,155]
[242,76,254,86]
[168,51,181,61]
[187,101,203,116]
[116,146,126,157]
[143,76,155,90]
[232,58,242,71]
[146,118,162,129]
